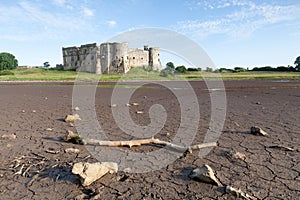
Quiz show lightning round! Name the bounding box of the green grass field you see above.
[0,67,300,81]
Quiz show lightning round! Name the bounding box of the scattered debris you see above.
[233,121,240,127]
[64,114,81,123]
[190,164,222,186]
[267,145,295,151]
[7,144,13,148]
[225,185,257,200]
[69,122,74,127]
[1,133,16,140]
[132,102,139,106]
[125,103,131,107]
[45,128,53,131]
[22,110,25,113]
[32,110,36,113]
[63,130,83,144]
[74,106,80,111]
[136,111,144,114]
[72,162,118,186]
[65,148,80,153]
[44,97,48,100]
[110,104,117,108]
[226,150,246,161]
[45,148,60,154]
[250,126,269,137]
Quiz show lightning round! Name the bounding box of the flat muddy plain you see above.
[0,80,299,199]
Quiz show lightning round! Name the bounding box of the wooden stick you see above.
[83,137,217,153]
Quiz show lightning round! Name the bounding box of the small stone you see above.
[64,114,81,123]
[21,110,25,113]
[63,130,82,144]
[190,164,222,186]
[46,128,53,131]
[44,97,48,100]
[110,104,117,107]
[250,126,269,137]
[69,123,74,127]
[166,132,170,137]
[74,107,80,111]
[226,186,257,199]
[227,150,246,161]
[1,134,16,140]
[7,144,13,148]
[125,103,131,107]
[136,111,144,114]
[65,148,80,153]
[72,162,118,186]
[32,110,36,113]
[132,102,139,106]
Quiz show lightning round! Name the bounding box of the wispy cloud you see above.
[82,7,94,17]
[0,1,94,41]
[106,20,117,27]
[179,0,300,39]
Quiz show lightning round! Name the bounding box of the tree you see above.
[166,62,175,70]
[175,65,187,73]
[0,52,18,70]
[294,56,300,71]
[43,61,50,68]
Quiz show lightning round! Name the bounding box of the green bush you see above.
[0,70,14,76]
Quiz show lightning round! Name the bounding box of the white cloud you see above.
[107,20,117,27]
[82,7,94,17]
[178,1,300,39]
[53,0,67,6]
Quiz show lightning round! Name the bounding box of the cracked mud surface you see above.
[0,80,299,199]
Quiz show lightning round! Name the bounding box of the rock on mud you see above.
[72,162,118,186]
[190,164,222,186]
[64,114,81,123]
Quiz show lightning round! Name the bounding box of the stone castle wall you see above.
[62,42,161,74]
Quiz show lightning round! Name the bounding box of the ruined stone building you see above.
[62,42,161,74]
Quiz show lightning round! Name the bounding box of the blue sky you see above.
[1,0,300,68]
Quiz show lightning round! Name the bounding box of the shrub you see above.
[0,70,14,76]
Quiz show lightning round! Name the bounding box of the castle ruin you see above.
[62,42,161,74]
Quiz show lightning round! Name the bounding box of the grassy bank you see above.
[0,68,300,81]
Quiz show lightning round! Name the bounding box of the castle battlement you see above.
[62,42,161,74]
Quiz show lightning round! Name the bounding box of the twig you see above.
[26,173,40,187]
[14,164,25,175]
[83,137,217,153]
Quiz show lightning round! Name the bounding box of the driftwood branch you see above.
[83,137,217,153]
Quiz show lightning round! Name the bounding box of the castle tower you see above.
[149,47,161,70]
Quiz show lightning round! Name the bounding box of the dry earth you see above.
[0,80,299,199]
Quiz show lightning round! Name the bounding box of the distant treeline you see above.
[218,65,299,72]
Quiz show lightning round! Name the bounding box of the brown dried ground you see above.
[0,80,299,200]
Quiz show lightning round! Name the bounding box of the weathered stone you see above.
[250,126,269,136]
[63,130,82,144]
[1,134,16,140]
[65,148,80,153]
[226,186,257,200]
[64,114,81,123]
[190,164,222,186]
[72,162,118,186]
[227,150,246,161]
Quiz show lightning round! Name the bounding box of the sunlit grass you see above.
[0,67,299,81]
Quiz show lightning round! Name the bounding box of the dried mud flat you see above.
[0,80,299,200]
